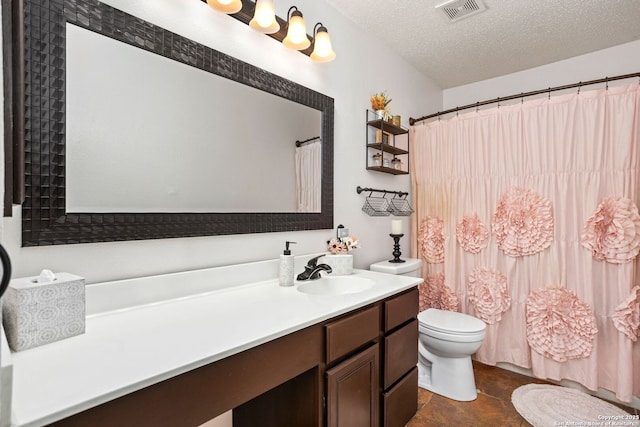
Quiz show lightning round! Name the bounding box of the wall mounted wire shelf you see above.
[357,186,414,217]
[362,196,391,216]
[388,196,413,216]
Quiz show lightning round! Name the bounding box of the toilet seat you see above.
[419,323,486,342]
[418,308,486,334]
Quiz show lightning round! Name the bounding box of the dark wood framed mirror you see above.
[8,0,334,246]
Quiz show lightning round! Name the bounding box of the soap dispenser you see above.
[279,241,296,287]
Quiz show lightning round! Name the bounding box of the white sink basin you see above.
[296,276,374,296]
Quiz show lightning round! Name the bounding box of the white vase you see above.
[323,254,354,276]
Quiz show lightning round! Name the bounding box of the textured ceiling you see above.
[324,0,640,89]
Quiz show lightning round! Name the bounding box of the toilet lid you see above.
[370,258,421,275]
[418,308,486,334]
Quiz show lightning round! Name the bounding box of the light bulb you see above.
[206,0,242,14]
[249,0,280,34]
[283,10,310,50]
[311,25,336,62]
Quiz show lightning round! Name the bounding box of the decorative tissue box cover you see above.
[2,272,86,351]
[323,254,354,276]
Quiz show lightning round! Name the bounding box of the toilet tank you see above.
[370,258,422,277]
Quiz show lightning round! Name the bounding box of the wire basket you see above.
[362,196,391,216]
[387,197,414,216]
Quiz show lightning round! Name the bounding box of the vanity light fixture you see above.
[282,6,310,50]
[310,22,336,62]
[201,0,336,62]
[206,0,242,14]
[249,0,280,34]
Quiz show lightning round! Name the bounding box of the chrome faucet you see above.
[296,255,332,281]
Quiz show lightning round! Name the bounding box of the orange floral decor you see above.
[467,267,511,324]
[492,187,554,257]
[418,216,445,263]
[580,197,640,264]
[418,272,459,312]
[525,287,598,362]
[612,286,640,342]
[370,91,391,111]
[456,213,489,253]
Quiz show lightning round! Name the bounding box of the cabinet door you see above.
[326,344,380,427]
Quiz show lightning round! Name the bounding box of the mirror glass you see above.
[66,24,321,213]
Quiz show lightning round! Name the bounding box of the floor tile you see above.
[474,362,550,402]
[405,361,635,426]
[414,391,528,426]
[417,388,434,408]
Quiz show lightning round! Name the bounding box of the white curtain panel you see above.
[410,83,640,403]
[295,140,322,213]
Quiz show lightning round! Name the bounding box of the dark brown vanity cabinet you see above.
[51,288,419,427]
[324,288,419,427]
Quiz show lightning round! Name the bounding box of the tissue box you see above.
[2,272,85,351]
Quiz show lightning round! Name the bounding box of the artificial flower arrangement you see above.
[370,91,392,119]
[327,236,360,254]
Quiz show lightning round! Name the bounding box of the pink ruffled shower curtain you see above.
[410,83,640,403]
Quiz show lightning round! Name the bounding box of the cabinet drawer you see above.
[326,305,380,364]
[384,288,418,332]
[384,318,418,388]
[383,367,418,427]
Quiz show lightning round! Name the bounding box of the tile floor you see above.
[405,361,636,427]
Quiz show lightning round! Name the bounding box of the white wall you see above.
[443,40,640,110]
[1,0,442,283]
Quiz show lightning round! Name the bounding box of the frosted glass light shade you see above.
[206,0,242,14]
[249,0,280,34]
[283,12,310,50]
[311,26,336,62]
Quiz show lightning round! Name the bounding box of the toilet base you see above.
[418,353,479,402]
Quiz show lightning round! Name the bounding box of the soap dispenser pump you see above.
[279,241,296,287]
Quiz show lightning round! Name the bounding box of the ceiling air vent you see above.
[436,0,487,23]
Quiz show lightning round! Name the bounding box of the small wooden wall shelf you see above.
[366,110,410,175]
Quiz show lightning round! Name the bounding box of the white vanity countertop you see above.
[9,267,421,427]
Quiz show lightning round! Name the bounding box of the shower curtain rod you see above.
[295,136,320,147]
[409,71,640,125]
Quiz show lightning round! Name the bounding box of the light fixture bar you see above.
[201,0,314,56]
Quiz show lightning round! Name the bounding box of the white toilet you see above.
[370,258,487,402]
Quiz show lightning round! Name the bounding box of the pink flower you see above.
[581,197,640,264]
[418,272,459,312]
[611,286,640,342]
[492,187,554,257]
[418,216,445,263]
[327,238,346,254]
[525,287,598,362]
[468,267,511,324]
[456,213,489,254]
